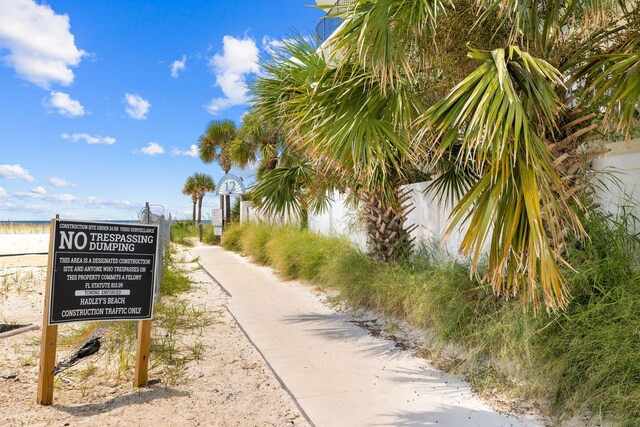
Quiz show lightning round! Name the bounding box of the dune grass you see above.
[57,245,209,386]
[170,220,220,246]
[0,222,49,234]
[222,212,640,425]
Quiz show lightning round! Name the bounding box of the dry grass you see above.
[0,222,49,234]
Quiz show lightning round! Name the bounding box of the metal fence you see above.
[139,202,172,299]
[316,0,354,45]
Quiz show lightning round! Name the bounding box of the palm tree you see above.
[253,37,428,261]
[182,176,198,224]
[253,0,639,310]
[190,173,216,224]
[199,120,236,222]
[230,109,287,176]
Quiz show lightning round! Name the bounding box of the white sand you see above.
[0,244,308,426]
[0,233,50,256]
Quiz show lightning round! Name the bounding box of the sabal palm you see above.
[326,0,638,309]
[257,0,639,310]
[199,120,236,221]
[230,109,290,177]
[189,173,216,224]
[199,119,236,174]
[182,176,198,224]
[253,37,427,261]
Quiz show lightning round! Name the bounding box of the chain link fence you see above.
[138,203,172,299]
[315,0,354,45]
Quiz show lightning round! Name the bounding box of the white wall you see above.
[307,191,367,250]
[401,182,466,255]
[591,139,640,222]
[307,141,640,254]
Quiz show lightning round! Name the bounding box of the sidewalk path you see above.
[190,246,539,427]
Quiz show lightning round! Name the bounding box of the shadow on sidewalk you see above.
[281,312,407,360]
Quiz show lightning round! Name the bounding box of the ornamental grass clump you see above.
[221,214,640,424]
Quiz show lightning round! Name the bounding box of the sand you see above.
[0,233,308,426]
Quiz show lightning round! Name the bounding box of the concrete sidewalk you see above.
[190,246,540,427]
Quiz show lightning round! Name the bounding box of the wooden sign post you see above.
[133,319,152,387]
[37,219,159,404]
[37,220,58,405]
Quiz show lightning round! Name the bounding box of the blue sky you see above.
[0,0,324,221]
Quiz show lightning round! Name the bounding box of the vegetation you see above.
[182,173,216,225]
[170,220,219,246]
[222,215,640,424]
[0,222,49,234]
[58,245,210,385]
[249,0,640,310]
[198,119,236,223]
[182,176,198,223]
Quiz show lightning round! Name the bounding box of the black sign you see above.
[48,220,159,325]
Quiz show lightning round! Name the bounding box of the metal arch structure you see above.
[217,174,246,195]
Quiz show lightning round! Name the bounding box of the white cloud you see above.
[24,203,50,213]
[207,35,260,115]
[261,35,285,55]
[138,142,164,156]
[172,144,199,157]
[47,91,85,117]
[124,93,150,120]
[0,164,35,181]
[31,185,46,194]
[48,176,75,187]
[48,193,76,203]
[0,186,6,197]
[14,191,76,203]
[0,0,85,88]
[170,55,186,78]
[61,132,115,145]
[83,196,132,209]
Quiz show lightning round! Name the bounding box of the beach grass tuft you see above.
[222,213,640,424]
[0,222,49,234]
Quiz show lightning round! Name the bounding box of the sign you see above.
[212,208,223,226]
[217,174,246,195]
[213,226,223,236]
[48,220,158,325]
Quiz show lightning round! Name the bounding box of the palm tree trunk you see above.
[225,195,231,223]
[192,198,197,224]
[197,196,203,224]
[219,195,225,225]
[362,189,415,262]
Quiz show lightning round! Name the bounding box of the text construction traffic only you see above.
[48,220,159,324]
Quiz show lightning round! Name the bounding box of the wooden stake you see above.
[133,319,152,387]
[37,219,58,405]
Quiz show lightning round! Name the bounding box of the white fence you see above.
[241,139,640,252]
[592,139,640,222]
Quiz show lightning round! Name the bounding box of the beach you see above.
[0,232,307,426]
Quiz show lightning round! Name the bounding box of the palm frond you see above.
[250,164,331,219]
[328,0,451,90]
[417,46,584,310]
[589,52,640,139]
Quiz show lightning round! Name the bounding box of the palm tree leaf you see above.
[416,46,583,310]
[327,0,451,90]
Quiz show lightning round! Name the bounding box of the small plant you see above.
[0,222,49,234]
[222,216,640,425]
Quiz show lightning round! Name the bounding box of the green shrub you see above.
[170,220,198,246]
[240,222,273,264]
[529,209,640,424]
[265,227,349,280]
[221,222,248,252]
[220,215,640,424]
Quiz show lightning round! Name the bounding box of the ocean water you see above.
[0,220,140,226]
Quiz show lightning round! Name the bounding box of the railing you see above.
[139,202,172,298]
[315,0,355,45]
